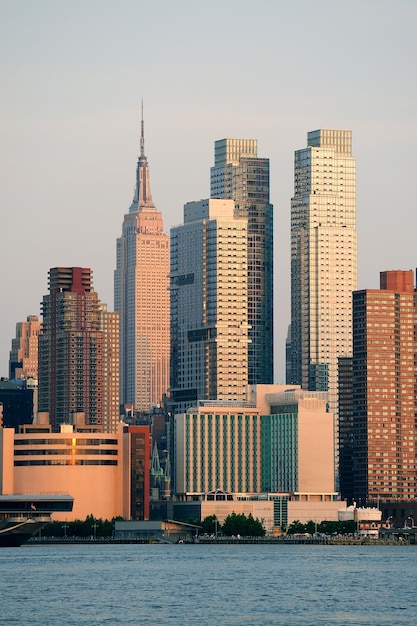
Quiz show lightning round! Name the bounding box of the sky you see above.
[1,0,416,383]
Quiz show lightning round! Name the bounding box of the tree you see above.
[201,515,218,535]
[41,515,115,538]
[287,520,306,534]
[305,520,317,535]
[222,512,265,537]
[245,513,266,537]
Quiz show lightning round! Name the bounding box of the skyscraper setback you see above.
[115,111,170,413]
[289,129,357,419]
[210,138,274,384]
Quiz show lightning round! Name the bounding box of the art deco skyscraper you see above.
[9,315,41,380]
[290,130,357,418]
[38,267,104,431]
[351,270,417,504]
[210,138,273,384]
[115,111,169,412]
[170,198,249,415]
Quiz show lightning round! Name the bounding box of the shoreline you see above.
[26,536,414,547]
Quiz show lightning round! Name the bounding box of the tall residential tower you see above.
[115,111,170,413]
[290,129,357,418]
[210,138,274,384]
[38,267,108,431]
[351,270,417,504]
[169,198,249,415]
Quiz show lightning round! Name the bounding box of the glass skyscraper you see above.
[290,129,357,421]
[210,138,274,384]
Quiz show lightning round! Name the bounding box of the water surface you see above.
[1,543,416,625]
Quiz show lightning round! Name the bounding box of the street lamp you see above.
[63,523,69,539]
[92,523,98,540]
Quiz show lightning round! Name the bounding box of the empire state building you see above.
[115,110,169,412]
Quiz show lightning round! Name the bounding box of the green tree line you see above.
[287,519,357,535]
[41,514,123,538]
[201,512,265,537]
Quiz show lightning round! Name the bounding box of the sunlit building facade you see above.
[290,129,357,426]
[115,112,169,412]
[352,270,417,503]
[98,304,120,433]
[0,423,151,522]
[9,315,41,380]
[174,405,261,495]
[38,267,104,431]
[261,389,335,495]
[169,199,249,415]
[210,138,274,384]
[174,385,336,499]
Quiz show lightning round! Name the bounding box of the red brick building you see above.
[352,270,417,504]
[38,267,104,431]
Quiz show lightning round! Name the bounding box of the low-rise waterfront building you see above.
[174,385,336,497]
[0,421,151,522]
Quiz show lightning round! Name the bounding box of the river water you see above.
[1,543,416,625]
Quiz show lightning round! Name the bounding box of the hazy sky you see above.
[1,0,416,382]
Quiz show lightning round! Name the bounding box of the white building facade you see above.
[290,129,357,422]
[169,199,249,415]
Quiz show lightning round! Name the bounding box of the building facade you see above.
[115,111,170,413]
[174,385,336,498]
[351,270,417,503]
[0,380,34,431]
[2,426,123,520]
[122,425,151,521]
[261,389,335,495]
[169,199,249,415]
[174,404,261,495]
[1,423,151,522]
[9,315,41,381]
[98,304,120,433]
[338,356,354,502]
[38,267,106,431]
[210,138,274,384]
[289,129,357,417]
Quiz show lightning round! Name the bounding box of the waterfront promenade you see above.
[27,534,412,546]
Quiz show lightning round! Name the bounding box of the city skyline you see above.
[1,2,417,382]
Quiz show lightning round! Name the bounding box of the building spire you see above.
[129,101,154,212]
[140,99,145,158]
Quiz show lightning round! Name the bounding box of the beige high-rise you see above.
[98,304,120,433]
[115,111,170,412]
[9,315,41,380]
[170,199,249,415]
[290,130,357,420]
